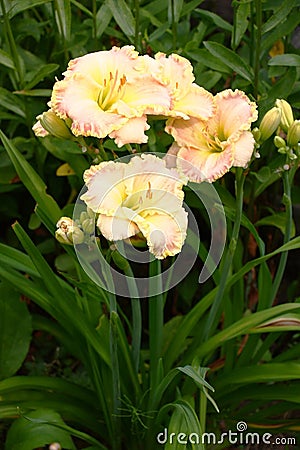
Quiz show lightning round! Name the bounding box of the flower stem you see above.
[270,165,295,305]
[123,264,142,373]
[148,259,164,399]
[203,168,245,340]
[254,0,262,98]
[134,0,141,51]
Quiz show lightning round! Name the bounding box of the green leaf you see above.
[203,41,254,82]
[168,0,183,24]
[1,0,51,19]
[232,1,250,49]
[107,0,135,38]
[261,13,300,55]
[54,0,72,42]
[177,366,214,391]
[0,87,25,118]
[196,9,232,32]
[0,49,15,69]
[0,283,32,380]
[255,212,296,237]
[0,131,61,227]
[13,89,52,97]
[268,53,300,66]
[23,63,59,90]
[186,49,231,73]
[261,0,296,34]
[95,3,113,38]
[5,409,75,450]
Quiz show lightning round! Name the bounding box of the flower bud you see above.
[287,120,300,147]
[39,110,73,139]
[259,107,281,141]
[275,99,294,132]
[274,136,286,148]
[81,218,94,234]
[32,117,49,137]
[252,127,261,143]
[55,217,84,245]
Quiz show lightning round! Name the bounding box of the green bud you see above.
[274,136,286,148]
[40,110,73,140]
[287,120,300,147]
[80,211,88,223]
[55,217,84,245]
[82,218,94,234]
[259,107,281,141]
[275,99,294,133]
[252,127,261,143]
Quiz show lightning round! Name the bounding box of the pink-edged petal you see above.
[32,119,48,137]
[97,207,140,241]
[124,154,185,203]
[170,84,215,120]
[153,52,195,95]
[165,117,208,149]
[52,73,127,138]
[109,116,150,147]
[117,76,171,116]
[135,208,188,259]
[232,131,255,167]
[81,161,127,214]
[63,46,140,83]
[176,145,234,183]
[211,89,258,138]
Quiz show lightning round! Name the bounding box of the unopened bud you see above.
[55,217,84,245]
[39,110,73,140]
[275,99,294,132]
[287,120,300,147]
[259,107,281,141]
[252,127,261,143]
[274,136,286,148]
[49,444,61,450]
[81,218,94,234]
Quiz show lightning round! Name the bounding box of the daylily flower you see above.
[141,52,215,121]
[51,46,172,147]
[165,89,258,183]
[80,154,188,259]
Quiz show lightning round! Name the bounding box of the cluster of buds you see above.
[55,208,95,246]
[254,99,300,163]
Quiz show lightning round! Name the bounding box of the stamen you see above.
[146,181,153,199]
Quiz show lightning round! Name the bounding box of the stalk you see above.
[203,168,245,340]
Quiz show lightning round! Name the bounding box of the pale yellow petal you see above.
[97,208,140,241]
[81,161,127,214]
[63,46,140,84]
[176,145,234,183]
[109,116,150,147]
[166,117,208,149]
[124,154,185,203]
[211,89,258,138]
[135,208,188,259]
[169,84,215,120]
[52,73,127,138]
[232,131,255,167]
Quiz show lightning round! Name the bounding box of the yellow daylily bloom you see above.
[51,46,172,147]
[81,154,188,259]
[165,89,258,183]
[141,52,215,120]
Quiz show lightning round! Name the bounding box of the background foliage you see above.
[1,0,300,449]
